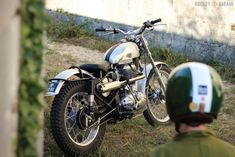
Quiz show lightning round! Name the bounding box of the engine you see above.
[119,87,146,111]
[119,90,136,111]
[116,63,138,81]
[97,62,146,111]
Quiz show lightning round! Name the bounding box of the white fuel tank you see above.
[104,42,140,64]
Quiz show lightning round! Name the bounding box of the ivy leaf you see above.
[18,0,47,156]
[21,24,31,37]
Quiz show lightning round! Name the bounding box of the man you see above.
[150,62,235,157]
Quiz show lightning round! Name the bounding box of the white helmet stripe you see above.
[190,63,212,113]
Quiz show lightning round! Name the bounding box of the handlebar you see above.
[95,18,162,35]
[95,28,127,35]
[143,18,162,29]
[95,28,106,32]
[151,18,162,25]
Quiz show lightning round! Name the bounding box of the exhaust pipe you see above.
[97,74,145,93]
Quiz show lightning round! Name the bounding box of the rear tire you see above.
[145,65,171,124]
[50,81,106,157]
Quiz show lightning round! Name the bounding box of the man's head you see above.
[166,62,223,131]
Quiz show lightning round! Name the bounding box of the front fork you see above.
[141,35,166,93]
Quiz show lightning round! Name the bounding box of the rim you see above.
[64,92,99,146]
[147,70,170,122]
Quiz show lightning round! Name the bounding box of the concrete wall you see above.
[0,1,20,156]
[46,0,235,65]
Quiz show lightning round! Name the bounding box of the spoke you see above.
[74,131,83,143]
[64,92,100,146]
[83,128,91,140]
[66,127,73,134]
[65,113,76,121]
[147,70,169,122]
[66,121,76,134]
[71,129,79,142]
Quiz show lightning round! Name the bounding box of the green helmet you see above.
[166,62,223,123]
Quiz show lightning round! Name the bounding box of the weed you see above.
[150,47,235,83]
[47,13,116,52]
[150,47,189,67]
[47,13,93,40]
[213,64,235,83]
[231,87,235,94]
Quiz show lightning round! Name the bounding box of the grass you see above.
[47,12,116,52]
[97,119,174,157]
[47,12,92,40]
[203,59,235,83]
[150,47,235,83]
[44,15,235,156]
[44,48,235,157]
[150,47,189,67]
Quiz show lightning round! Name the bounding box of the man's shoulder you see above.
[149,132,235,157]
[210,136,235,151]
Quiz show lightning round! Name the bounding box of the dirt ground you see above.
[47,41,105,65]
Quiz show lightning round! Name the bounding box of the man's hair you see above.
[175,117,213,133]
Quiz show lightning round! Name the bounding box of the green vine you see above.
[18,0,48,156]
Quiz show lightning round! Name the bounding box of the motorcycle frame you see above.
[45,48,168,98]
[46,24,169,98]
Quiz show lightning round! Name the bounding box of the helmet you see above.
[166,62,223,124]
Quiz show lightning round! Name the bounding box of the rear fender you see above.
[45,68,94,96]
[137,62,169,95]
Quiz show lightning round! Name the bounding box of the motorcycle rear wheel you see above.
[145,65,171,124]
[50,81,106,157]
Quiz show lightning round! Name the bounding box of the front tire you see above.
[50,81,106,157]
[145,65,171,124]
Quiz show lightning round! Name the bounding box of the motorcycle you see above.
[46,18,171,156]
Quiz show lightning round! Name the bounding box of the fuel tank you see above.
[104,42,140,64]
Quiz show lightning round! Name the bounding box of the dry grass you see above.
[43,43,235,157]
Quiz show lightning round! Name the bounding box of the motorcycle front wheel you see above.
[145,65,171,124]
[50,81,106,157]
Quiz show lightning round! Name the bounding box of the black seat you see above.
[79,64,110,77]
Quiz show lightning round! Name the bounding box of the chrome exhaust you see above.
[97,74,145,93]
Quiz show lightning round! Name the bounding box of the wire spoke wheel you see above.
[146,65,171,123]
[65,92,99,146]
[50,82,106,157]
